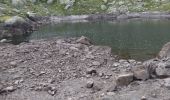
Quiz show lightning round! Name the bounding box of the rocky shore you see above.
[0,36,170,100]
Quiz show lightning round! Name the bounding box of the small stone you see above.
[128,59,136,63]
[119,59,127,63]
[76,36,91,45]
[14,79,24,84]
[113,62,120,67]
[86,80,94,88]
[116,73,134,86]
[48,90,56,96]
[92,61,100,66]
[107,92,115,96]
[99,72,104,77]
[141,96,147,100]
[86,68,97,75]
[10,61,17,67]
[134,70,149,80]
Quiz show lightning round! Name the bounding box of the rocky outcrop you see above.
[0,16,32,39]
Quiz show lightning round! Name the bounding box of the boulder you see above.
[3,16,32,39]
[116,73,134,86]
[76,36,92,45]
[158,42,170,59]
[155,62,170,77]
[4,16,25,26]
[133,69,149,80]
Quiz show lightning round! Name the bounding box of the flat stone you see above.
[116,73,134,86]
[134,69,149,80]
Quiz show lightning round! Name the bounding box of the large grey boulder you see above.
[155,62,170,77]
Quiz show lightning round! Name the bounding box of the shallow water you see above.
[30,20,170,61]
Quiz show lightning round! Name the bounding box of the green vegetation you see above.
[0,0,170,18]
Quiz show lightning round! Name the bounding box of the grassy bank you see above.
[0,0,170,19]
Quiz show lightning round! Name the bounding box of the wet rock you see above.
[116,73,134,86]
[86,80,94,88]
[10,61,17,67]
[86,68,97,75]
[134,69,149,80]
[76,36,91,45]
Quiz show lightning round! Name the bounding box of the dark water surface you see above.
[30,20,170,61]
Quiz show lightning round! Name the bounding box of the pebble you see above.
[141,96,147,100]
[86,80,94,88]
[113,62,120,67]
[10,61,17,67]
[92,61,101,66]
[86,68,97,75]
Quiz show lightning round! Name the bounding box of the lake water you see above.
[29,20,170,61]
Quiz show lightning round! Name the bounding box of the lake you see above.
[28,19,170,61]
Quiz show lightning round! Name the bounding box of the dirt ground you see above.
[0,37,170,100]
